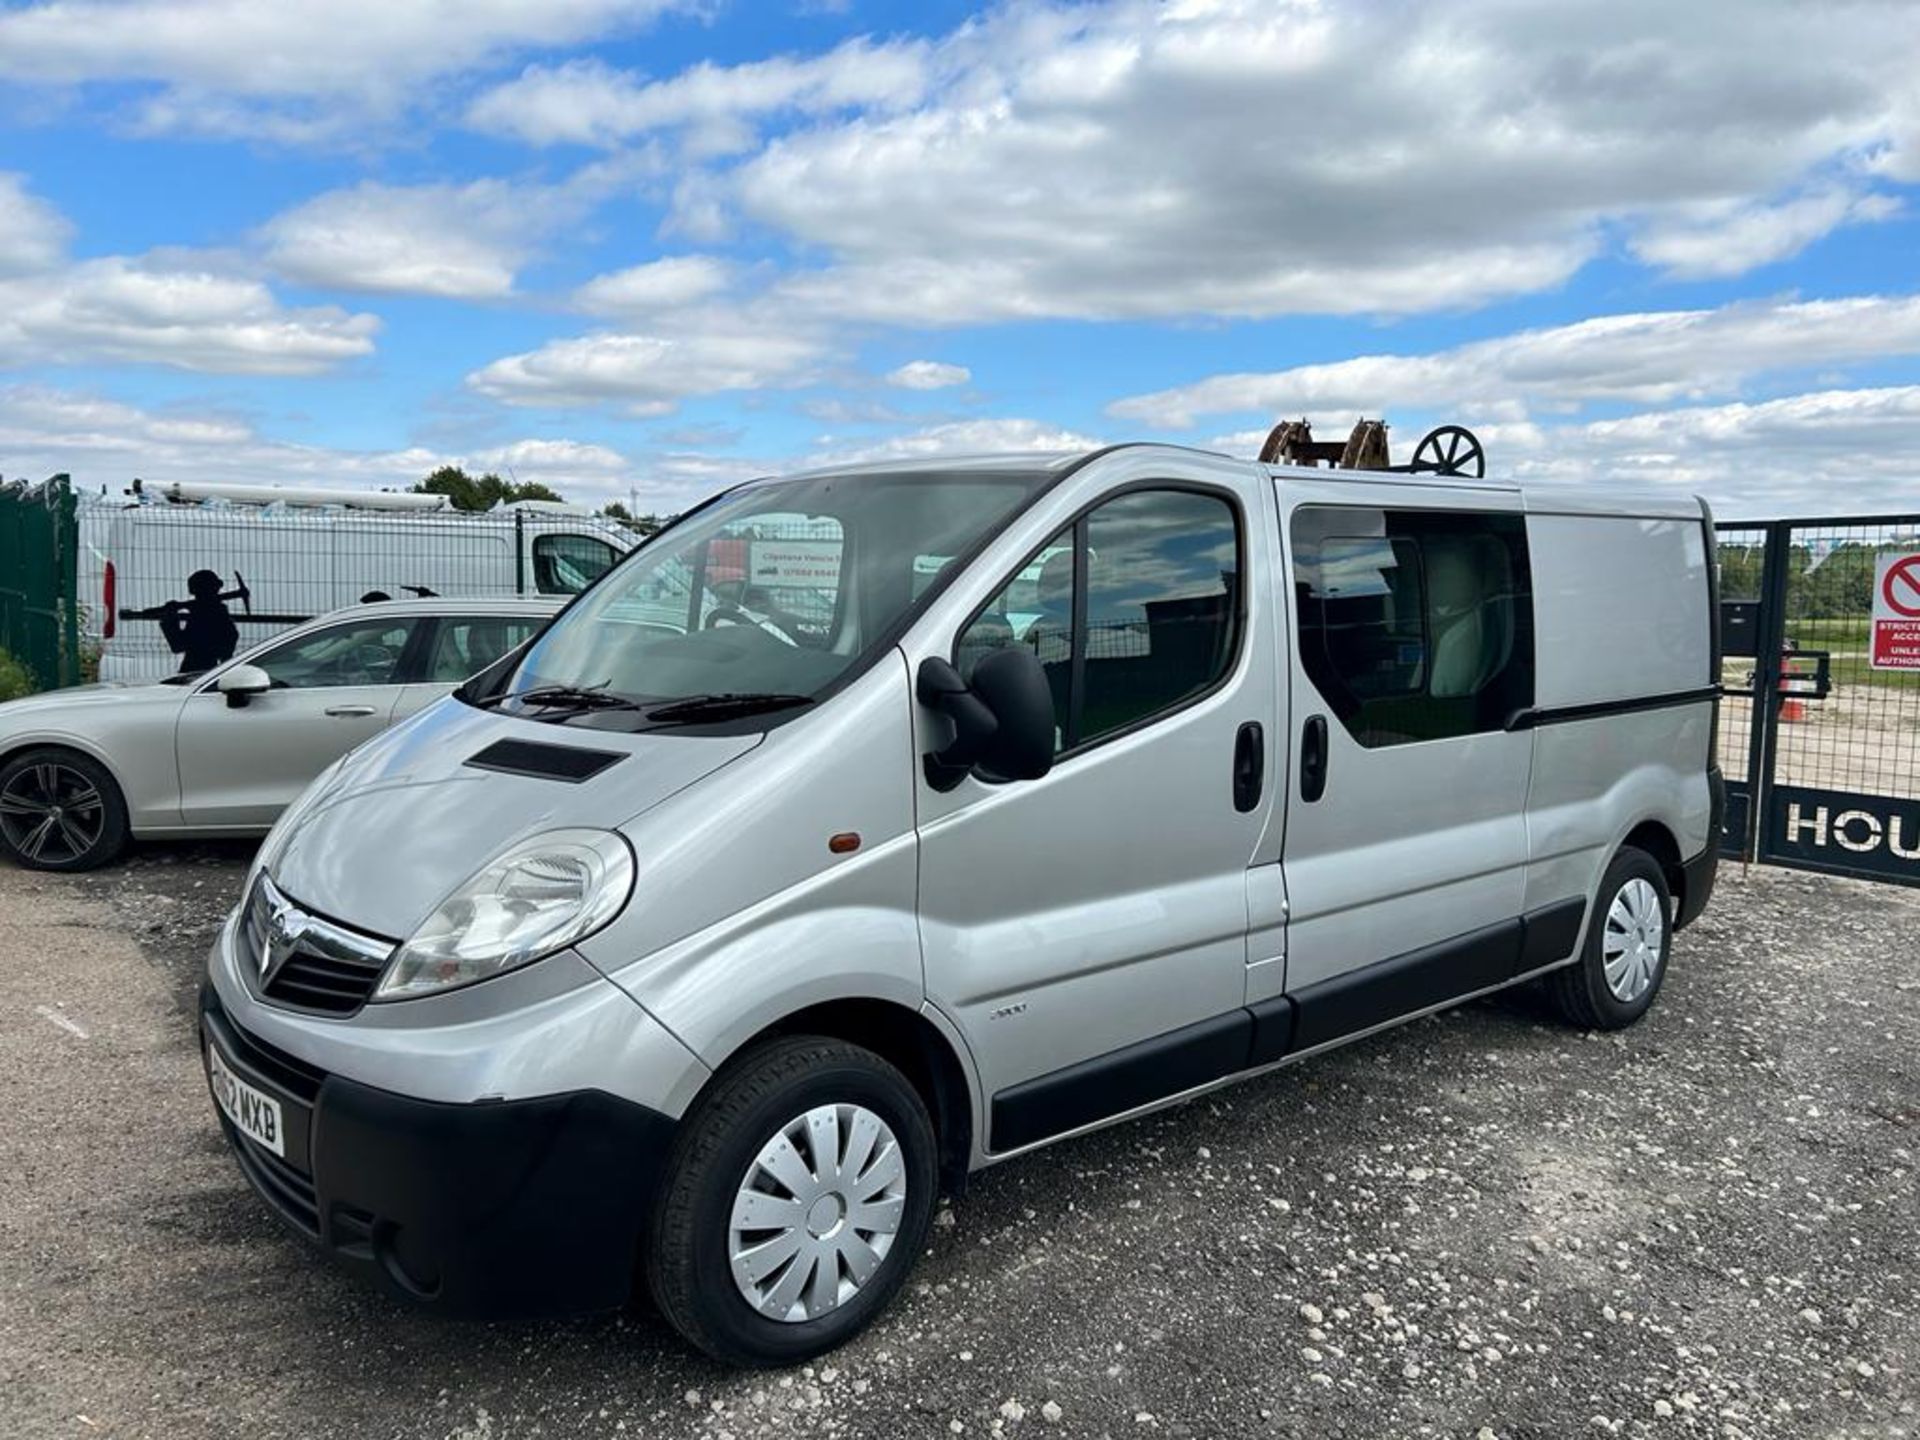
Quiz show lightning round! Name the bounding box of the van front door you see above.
[1276,480,1538,1053]
[912,459,1279,1155]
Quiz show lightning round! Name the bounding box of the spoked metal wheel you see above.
[1410,424,1486,478]
[729,1103,908,1323]
[1602,876,1666,1003]
[0,760,106,866]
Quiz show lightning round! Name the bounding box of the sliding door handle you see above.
[1232,721,1264,812]
[1300,714,1329,802]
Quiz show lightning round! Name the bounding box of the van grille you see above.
[264,946,389,1015]
[239,874,395,1018]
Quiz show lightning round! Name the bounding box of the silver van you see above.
[200,446,1722,1366]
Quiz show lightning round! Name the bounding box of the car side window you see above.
[532,534,618,595]
[1291,505,1534,747]
[956,488,1242,754]
[425,617,543,682]
[250,619,415,689]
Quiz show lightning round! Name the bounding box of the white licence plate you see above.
[207,1040,286,1158]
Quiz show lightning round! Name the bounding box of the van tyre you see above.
[0,748,129,871]
[646,1036,938,1367]
[1548,846,1671,1030]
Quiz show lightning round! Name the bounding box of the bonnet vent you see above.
[463,738,625,783]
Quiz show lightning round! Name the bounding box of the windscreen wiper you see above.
[643,692,816,724]
[475,683,647,715]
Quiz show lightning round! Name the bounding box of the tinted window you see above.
[252,619,414,689]
[1292,506,1533,747]
[958,489,1241,753]
[533,534,618,595]
[425,617,543,682]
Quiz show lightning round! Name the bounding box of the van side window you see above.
[957,488,1242,754]
[532,534,618,594]
[1291,506,1533,747]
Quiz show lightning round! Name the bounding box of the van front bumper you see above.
[199,984,674,1318]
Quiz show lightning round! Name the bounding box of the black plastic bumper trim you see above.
[200,984,675,1318]
[990,1010,1251,1153]
[1676,765,1724,931]
[1288,917,1521,1052]
[1518,898,1587,972]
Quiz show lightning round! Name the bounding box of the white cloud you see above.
[0,254,378,375]
[1109,294,1920,428]
[677,0,1920,324]
[574,256,734,315]
[0,0,688,138]
[812,417,1100,466]
[466,37,928,151]
[0,172,72,276]
[1510,386,1920,514]
[260,181,535,299]
[0,384,647,502]
[1631,189,1901,280]
[885,359,970,390]
[0,173,379,374]
[467,329,825,415]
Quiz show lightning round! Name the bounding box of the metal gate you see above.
[0,474,81,693]
[1717,513,1920,885]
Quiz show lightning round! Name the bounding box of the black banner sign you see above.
[1762,784,1920,887]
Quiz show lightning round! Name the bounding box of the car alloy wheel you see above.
[0,760,106,866]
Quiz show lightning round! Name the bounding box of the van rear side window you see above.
[1292,506,1533,747]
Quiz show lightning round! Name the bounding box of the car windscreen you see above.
[486,469,1054,722]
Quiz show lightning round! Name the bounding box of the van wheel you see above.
[0,748,129,871]
[1547,846,1671,1030]
[646,1036,938,1367]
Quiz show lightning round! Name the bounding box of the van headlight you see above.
[374,829,635,1001]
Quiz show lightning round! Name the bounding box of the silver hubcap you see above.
[1603,876,1665,1002]
[728,1103,907,1323]
[0,762,104,864]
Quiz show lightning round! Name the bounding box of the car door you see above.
[910,454,1279,1155]
[388,613,548,721]
[174,615,422,828]
[1275,477,1538,1052]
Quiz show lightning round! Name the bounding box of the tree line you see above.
[410,466,672,536]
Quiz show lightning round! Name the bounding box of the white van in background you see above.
[97,482,632,680]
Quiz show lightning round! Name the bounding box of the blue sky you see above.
[2,0,1919,515]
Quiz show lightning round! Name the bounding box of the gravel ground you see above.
[1,845,1916,1440]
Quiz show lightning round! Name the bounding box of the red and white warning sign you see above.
[1871,550,1920,670]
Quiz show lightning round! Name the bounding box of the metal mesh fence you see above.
[96,501,634,681]
[1770,518,1920,802]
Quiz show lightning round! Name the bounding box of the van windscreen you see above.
[484,469,1052,726]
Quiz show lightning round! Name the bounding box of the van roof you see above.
[778,444,1704,519]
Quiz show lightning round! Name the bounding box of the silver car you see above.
[0,596,559,869]
[199,448,1721,1366]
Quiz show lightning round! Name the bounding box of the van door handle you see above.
[1232,721,1264,812]
[324,704,377,718]
[1300,714,1329,803]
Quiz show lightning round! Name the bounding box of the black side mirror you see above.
[917,650,1055,792]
